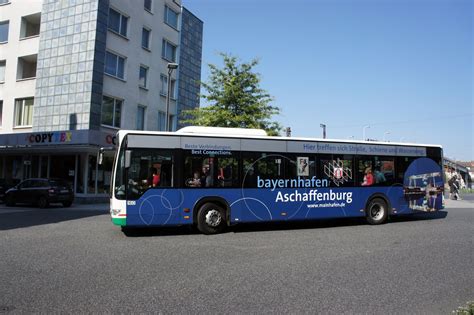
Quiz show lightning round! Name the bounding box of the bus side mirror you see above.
[124,150,132,169]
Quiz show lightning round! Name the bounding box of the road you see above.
[0,197,472,314]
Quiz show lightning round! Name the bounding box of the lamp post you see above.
[320,123,326,139]
[362,125,370,140]
[383,131,390,142]
[165,63,178,132]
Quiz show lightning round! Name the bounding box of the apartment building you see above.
[0,0,203,200]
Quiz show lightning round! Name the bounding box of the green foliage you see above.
[453,301,474,315]
[181,53,282,136]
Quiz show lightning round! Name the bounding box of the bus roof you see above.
[117,127,442,149]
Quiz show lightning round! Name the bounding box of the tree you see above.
[181,53,282,136]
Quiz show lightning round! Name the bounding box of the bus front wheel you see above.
[366,198,388,225]
[197,203,226,235]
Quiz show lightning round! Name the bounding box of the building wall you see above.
[102,0,181,133]
[0,0,42,134]
[32,0,105,131]
[177,7,203,129]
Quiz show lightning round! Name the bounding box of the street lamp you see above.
[165,63,178,132]
[362,125,370,140]
[320,123,326,139]
[383,131,390,142]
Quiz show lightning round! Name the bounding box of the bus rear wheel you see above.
[197,203,226,235]
[366,198,388,225]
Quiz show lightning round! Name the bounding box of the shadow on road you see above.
[122,211,449,237]
[0,206,107,231]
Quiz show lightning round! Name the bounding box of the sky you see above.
[184,0,473,161]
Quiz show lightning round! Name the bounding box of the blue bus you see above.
[107,126,444,234]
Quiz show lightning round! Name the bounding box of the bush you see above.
[453,301,474,315]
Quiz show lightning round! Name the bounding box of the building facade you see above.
[0,0,202,200]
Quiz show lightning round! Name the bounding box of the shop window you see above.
[98,154,114,194]
[88,155,97,194]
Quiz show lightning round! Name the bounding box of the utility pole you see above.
[320,123,326,139]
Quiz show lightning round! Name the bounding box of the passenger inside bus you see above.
[361,167,374,186]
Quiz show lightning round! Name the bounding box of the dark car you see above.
[4,178,74,208]
[0,178,21,202]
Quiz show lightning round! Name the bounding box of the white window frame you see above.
[162,39,177,62]
[101,95,122,128]
[142,27,151,50]
[139,65,148,89]
[14,97,34,127]
[108,8,129,38]
[104,50,126,80]
[164,5,179,30]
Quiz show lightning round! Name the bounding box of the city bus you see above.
[106,126,444,234]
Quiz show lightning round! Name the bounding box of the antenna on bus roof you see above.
[176,126,268,137]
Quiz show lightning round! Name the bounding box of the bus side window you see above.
[318,155,354,187]
[373,156,395,186]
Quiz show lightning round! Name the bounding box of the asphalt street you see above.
[0,197,472,314]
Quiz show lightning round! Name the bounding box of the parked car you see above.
[4,178,74,208]
[0,178,21,202]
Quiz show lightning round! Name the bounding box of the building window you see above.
[158,111,173,131]
[20,13,41,39]
[101,96,122,128]
[17,54,37,80]
[108,8,128,37]
[160,74,176,99]
[142,28,151,50]
[14,98,34,127]
[137,106,146,130]
[105,51,125,79]
[144,0,152,12]
[0,60,5,82]
[0,100,3,127]
[162,39,177,62]
[0,21,9,43]
[139,65,148,88]
[164,6,179,29]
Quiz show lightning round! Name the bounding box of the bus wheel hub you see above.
[205,210,221,227]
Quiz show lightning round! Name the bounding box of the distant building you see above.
[0,0,202,200]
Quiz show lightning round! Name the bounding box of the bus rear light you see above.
[281,212,287,216]
[183,208,190,213]
[184,216,190,220]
